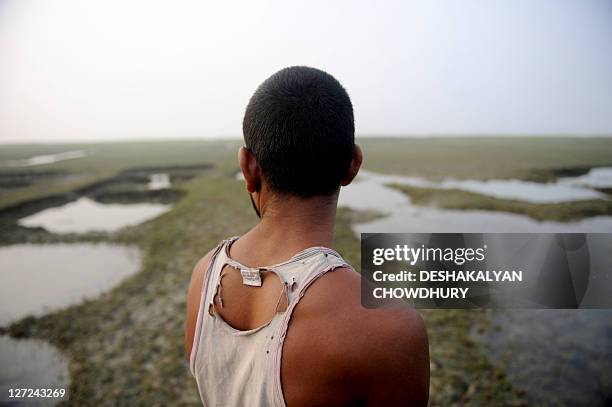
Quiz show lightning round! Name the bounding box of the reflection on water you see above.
[560,167,612,189]
[5,150,87,167]
[440,177,604,203]
[18,197,170,234]
[147,173,171,190]
[339,170,612,233]
[338,172,408,212]
[0,243,141,325]
[337,170,612,405]
[474,310,612,407]
[0,335,69,406]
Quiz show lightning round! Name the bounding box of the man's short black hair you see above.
[243,66,355,197]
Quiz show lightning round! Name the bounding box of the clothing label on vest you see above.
[240,268,263,287]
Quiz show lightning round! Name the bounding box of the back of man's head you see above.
[243,66,355,197]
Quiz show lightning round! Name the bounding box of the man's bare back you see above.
[185,232,429,406]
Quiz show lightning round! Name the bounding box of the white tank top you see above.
[190,236,352,407]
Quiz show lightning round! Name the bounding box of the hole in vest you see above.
[212,264,288,332]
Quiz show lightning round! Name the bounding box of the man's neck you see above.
[235,194,338,265]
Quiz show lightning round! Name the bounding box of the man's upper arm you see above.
[363,309,430,406]
[184,250,215,361]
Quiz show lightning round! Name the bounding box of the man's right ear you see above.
[238,146,261,193]
[340,144,363,187]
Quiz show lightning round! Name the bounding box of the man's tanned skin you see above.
[185,143,430,406]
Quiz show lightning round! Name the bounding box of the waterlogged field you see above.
[1,137,611,406]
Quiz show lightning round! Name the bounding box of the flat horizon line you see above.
[1,133,611,145]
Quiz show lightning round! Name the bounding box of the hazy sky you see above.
[1,0,611,143]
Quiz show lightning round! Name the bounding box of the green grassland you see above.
[360,136,612,181]
[2,136,611,406]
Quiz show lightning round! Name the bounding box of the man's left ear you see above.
[340,144,363,186]
[238,146,261,193]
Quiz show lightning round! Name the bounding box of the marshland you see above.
[1,137,611,406]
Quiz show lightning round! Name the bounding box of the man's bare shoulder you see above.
[283,267,429,405]
[295,267,428,363]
